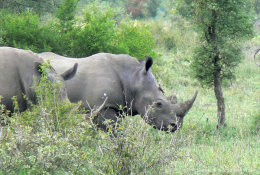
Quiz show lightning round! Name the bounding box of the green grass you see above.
[152,33,260,174]
[171,136,259,174]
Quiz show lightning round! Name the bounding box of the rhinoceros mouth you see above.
[169,123,178,132]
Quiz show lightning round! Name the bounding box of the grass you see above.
[172,136,259,174]
[152,33,260,174]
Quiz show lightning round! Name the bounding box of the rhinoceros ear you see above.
[145,56,153,73]
[60,63,78,81]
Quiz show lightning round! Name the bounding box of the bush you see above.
[62,2,156,58]
[116,20,156,59]
[68,5,118,57]
[0,2,156,59]
[0,10,57,52]
[0,64,183,174]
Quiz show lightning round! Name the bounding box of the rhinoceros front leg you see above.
[93,108,120,131]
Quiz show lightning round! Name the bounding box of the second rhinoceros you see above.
[0,47,78,114]
[39,52,197,132]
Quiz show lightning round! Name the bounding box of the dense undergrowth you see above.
[0,64,183,174]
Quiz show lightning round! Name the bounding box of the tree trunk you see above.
[209,9,227,128]
[214,69,227,128]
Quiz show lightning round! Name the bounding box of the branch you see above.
[85,97,108,121]
[254,48,260,67]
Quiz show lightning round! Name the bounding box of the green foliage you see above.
[0,2,156,59]
[116,20,156,58]
[176,0,254,87]
[174,0,194,19]
[57,2,156,58]
[52,0,79,56]
[69,5,117,57]
[0,65,181,174]
[55,0,78,32]
[191,42,243,86]
[0,10,57,52]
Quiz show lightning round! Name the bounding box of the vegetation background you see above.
[0,0,259,174]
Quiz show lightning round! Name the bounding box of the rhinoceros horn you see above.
[174,91,198,117]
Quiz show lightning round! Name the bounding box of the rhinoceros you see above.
[39,52,197,132]
[0,47,78,114]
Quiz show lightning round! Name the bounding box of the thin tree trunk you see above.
[209,9,227,128]
[214,69,227,128]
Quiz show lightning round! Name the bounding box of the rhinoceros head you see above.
[133,57,197,132]
[34,61,78,102]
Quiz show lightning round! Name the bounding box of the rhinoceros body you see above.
[0,47,78,113]
[39,52,197,131]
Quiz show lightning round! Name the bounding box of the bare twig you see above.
[254,48,260,67]
[85,97,108,120]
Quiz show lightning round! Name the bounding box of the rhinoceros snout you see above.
[153,122,178,132]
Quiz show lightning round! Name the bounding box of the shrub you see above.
[0,63,87,173]
[0,2,157,59]
[64,3,156,59]
[116,20,156,59]
[0,63,183,174]
[0,10,57,52]
[68,5,118,57]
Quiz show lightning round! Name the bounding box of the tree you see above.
[55,0,79,32]
[176,0,254,128]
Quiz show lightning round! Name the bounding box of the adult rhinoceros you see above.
[0,47,78,114]
[39,52,197,132]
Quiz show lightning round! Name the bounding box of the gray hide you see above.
[167,94,178,104]
[39,52,197,132]
[0,47,78,114]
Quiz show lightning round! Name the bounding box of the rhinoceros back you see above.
[38,52,140,110]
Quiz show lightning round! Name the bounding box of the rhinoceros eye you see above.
[156,101,163,108]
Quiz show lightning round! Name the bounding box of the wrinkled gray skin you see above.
[0,47,78,114]
[39,52,197,132]
[167,94,178,104]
